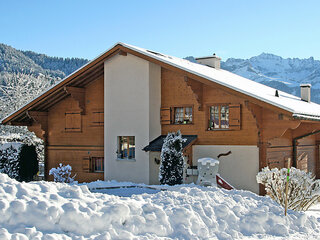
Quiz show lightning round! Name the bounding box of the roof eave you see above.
[1,43,124,125]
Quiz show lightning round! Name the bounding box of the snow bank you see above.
[0,173,320,239]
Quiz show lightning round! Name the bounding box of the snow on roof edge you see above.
[3,42,320,123]
[1,42,124,123]
[120,43,297,115]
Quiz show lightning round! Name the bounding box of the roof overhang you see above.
[1,44,124,125]
[143,135,198,152]
[3,42,319,126]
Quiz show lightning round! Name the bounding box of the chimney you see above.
[300,84,311,102]
[196,53,221,69]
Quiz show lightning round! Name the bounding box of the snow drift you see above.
[0,173,319,239]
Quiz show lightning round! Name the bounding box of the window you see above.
[91,157,104,172]
[117,136,135,159]
[82,156,104,173]
[174,106,193,124]
[208,105,229,130]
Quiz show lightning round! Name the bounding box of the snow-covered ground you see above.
[1,173,320,240]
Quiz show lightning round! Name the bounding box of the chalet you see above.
[2,42,320,194]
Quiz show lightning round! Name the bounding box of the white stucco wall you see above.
[193,145,259,193]
[104,54,161,184]
[149,151,161,185]
[149,62,161,141]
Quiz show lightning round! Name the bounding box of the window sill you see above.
[171,123,194,125]
[116,158,136,162]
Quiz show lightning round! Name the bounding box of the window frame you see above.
[207,104,230,130]
[117,136,135,160]
[172,105,194,125]
[91,157,104,173]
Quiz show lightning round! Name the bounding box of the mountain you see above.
[185,53,320,103]
[1,43,320,104]
[0,43,89,79]
[221,53,320,103]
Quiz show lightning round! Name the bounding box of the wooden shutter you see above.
[83,156,90,172]
[160,107,171,125]
[92,109,104,126]
[65,111,81,132]
[229,104,241,130]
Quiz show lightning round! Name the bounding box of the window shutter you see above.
[83,156,90,172]
[65,111,81,132]
[160,107,171,125]
[229,104,241,130]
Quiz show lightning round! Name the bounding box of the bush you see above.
[49,163,76,183]
[0,142,38,182]
[0,144,20,179]
[159,130,186,185]
[19,144,38,182]
[257,167,320,211]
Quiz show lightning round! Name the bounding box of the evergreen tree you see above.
[19,145,38,182]
[159,131,186,185]
[0,143,38,181]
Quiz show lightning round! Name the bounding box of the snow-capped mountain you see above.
[221,53,320,103]
[1,43,320,103]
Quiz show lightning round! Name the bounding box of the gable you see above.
[3,42,320,126]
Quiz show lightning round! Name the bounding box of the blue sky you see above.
[1,0,319,60]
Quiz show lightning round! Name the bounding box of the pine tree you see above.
[159,130,186,185]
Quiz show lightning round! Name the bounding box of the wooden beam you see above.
[119,50,127,56]
[2,47,120,125]
[64,86,86,114]
[9,120,32,126]
[42,94,69,111]
[34,90,66,111]
[26,111,48,140]
[74,68,104,87]
[184,76,204,111]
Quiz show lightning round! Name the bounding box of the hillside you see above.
[1,43,320,113]
[0,43,88,78]
[221,53,320,103]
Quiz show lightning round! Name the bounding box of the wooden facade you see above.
[3,43,320,194]
[33,76,104,181]
[160,68,320,183]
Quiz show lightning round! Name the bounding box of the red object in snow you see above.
[216,174,233,190]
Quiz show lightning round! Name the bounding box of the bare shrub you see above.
[257,167,320,211]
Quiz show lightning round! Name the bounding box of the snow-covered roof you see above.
[3,42,320,124]
[119,43,320,119]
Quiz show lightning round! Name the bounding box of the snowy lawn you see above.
[1,174,320,239]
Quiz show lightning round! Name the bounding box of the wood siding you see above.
[46,76,104,182]
[161,68,259,146]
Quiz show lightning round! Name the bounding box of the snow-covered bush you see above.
[49,163,76,183]
[0,144,20,179]
[159,130,186,185]
[257,166,320,211]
